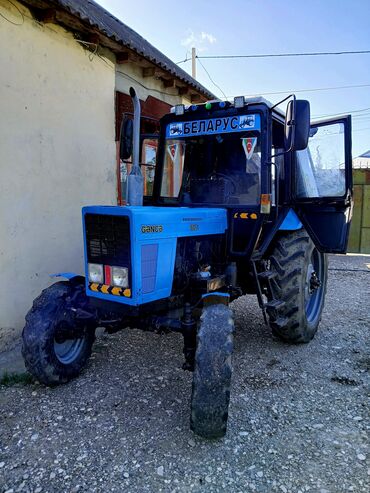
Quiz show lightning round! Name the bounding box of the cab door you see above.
[294,116,353,253]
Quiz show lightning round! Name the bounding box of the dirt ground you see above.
[0,254,369,493]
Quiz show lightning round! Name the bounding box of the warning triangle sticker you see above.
[167,144,178,163]
[242,137,257,160]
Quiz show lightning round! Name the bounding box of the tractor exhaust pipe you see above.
[127,87,143,206]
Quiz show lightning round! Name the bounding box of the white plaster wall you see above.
[0,1,116,335]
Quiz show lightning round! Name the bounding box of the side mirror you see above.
[119,117,133,160]
[284,99,310,151]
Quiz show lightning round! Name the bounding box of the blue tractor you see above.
[22,88,353,438]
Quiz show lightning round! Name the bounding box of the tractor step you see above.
[265,299,285,310]
[251,260,285,328]
[272,317,288,329]
[258,271,277,281]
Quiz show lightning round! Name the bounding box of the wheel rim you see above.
[54,334,85,364]
[305,248,324,324]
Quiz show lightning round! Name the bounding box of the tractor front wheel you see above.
[22,281,95,386]
[190,303,234,439]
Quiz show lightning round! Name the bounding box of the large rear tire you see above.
[190,304,234,439]
[22,282,95,386]
[267,229,328,343]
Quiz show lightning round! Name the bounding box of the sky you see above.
[97,0,370,157]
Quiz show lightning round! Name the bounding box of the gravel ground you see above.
[0,254,369,493]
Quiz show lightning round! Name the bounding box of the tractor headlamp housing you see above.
[174,104,185,116]
[88,263,104,284]
[112,266,129,288]
[234,96,245,108]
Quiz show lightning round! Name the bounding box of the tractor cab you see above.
[144,95,352,255]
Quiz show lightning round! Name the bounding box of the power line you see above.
[195,49,370,61]
[196,58,228,100]
[352,113,370,120]
[177,49,370,63]
[352,127,370,133]
[116,69,180,99]
[0,0,24,26]
[311,112,370,121]
[226,83,370,99]
[313,106,370,118]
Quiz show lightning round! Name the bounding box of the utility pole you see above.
[192,47,196,79]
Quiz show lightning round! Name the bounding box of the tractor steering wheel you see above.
[209,172,238,195]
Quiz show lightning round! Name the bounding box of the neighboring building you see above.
[352,150,370,169]
[348,151,370,253]
[0,0,214,340]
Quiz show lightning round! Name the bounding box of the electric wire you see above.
[0,0,24,25]
[3,0,369,124]
[195,49,370,61]
[116,69,182,98]
[197,57,370,120]
[196,57,228,100]
[177,49,370,64]
[313,106,370,118]
[226,83,370,99]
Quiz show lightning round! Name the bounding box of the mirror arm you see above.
[271,149,286,159]
[285,95,297,153]
[270,93,294,110]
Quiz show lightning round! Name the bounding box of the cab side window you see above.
[296,123,346,198]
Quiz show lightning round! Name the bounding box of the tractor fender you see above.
[251,208,304,257]
[50,272,84,282]
[278,209,303,231]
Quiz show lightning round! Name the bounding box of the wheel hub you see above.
[54,322,86,364]
[305,263,321,299]
[309,271,321,293]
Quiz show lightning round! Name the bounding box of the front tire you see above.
[190,304,234,439]
[267,229,328,343]
[22,282,95,386]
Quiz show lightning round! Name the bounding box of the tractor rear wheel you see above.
[190,303,234,439]
[267,229,328,343]
[22,281,95,386]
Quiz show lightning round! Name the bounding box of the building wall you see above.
[352,156,370,169]
[348,169,370,254]
[115,62,191,108]
[0,0,116,336]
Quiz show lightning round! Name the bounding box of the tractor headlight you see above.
[174,104,185,115]
[234,95,245,108]
[88,263,104,284]
[112,266,129,288]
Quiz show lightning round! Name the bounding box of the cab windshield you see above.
[161,131,261,205]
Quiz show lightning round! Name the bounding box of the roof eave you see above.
[19,0,216,101]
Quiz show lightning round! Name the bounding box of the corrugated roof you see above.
[359,150,370,158]
[47,0,215,100]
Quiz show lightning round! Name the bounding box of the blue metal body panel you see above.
[50,272,80,280]
[202,292,230,300]
[279,209,302,231]
[82,206,228,306]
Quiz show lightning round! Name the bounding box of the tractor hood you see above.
[82,206,227,306]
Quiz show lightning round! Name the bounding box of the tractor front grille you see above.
[84,213,131,268]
